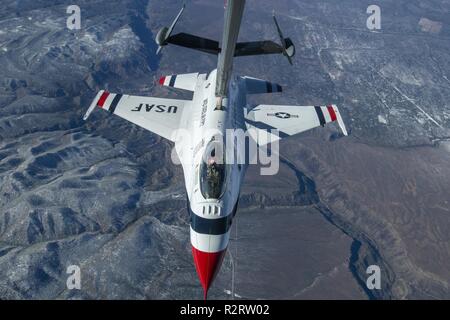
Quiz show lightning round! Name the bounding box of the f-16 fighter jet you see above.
[84,0,347,299]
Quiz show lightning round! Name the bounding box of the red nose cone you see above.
[192,246,227,299]
[158,76,166,85]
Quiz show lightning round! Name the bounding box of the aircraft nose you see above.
[191,246,227,300]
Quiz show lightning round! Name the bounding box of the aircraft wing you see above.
[245,104,348,146]
[158,72,199,92]
[84,90,189,142]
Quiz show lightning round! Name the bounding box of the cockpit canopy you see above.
[199,138,229,200]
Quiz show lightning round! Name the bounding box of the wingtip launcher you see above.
[83,90,105,121]
[333,105,348,136]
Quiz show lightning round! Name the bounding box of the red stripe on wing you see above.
[97,91,110,108]
[327,105,337,122]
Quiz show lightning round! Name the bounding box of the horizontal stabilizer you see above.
[158,72,199,92]
[242,76,282,94]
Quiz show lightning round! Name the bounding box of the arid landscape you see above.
[0,0,449,299]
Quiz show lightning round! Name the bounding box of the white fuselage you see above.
[174,69,246,254]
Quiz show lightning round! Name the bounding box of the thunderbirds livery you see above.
[84,0,347,299]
